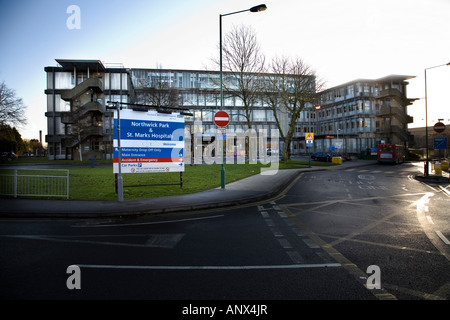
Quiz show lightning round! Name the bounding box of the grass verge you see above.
[0,159,335,201]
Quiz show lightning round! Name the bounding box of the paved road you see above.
[1,163,449,308]
[277,162,450,300]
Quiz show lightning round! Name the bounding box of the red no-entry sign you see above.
[214,111,230,128]
[434,122,446,133]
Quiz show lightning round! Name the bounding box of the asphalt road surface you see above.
[1,162,449,309]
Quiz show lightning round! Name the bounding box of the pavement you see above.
[0,159,382,219]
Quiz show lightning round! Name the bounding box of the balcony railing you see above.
[63,126,104,148]
[61,101,103,124]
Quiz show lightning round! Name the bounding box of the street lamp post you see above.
[424,62,450,177]
[219,4,267,189]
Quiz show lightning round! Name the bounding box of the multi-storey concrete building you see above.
[309,75,416,154]
[44,59,416,160]
[130,68,281,140]
[45,60,133,160]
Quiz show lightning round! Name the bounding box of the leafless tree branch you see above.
[212,24,265,129]
[0,81,27,127]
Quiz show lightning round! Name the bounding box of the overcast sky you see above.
[0,0,449,140]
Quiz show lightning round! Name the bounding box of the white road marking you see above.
[286,251,305,264]
[292,228,305,237]
[436,231,450,245]
[277,238,293,249]
[438,185,450,197]
[260,211,269,218]
[73,214,224,228]
[2,234,185,248]
[264,219,275,227]
[277,211,288,218]
[303,238,320,249]
[270,228,283,237]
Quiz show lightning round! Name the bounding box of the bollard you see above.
[434,162,442,175]
[441,160,449,172]
[332,157,342,165]
[90,155,97,168]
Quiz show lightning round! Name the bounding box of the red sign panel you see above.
[434,122,446,133]
[214,111,230,127]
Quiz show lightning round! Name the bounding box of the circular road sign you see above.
[214,111,230,128]
[434,122,446,133]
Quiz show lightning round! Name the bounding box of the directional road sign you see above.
[434,137,447,150]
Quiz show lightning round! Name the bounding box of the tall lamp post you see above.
[424,62,450,177]
[219,3,267,189]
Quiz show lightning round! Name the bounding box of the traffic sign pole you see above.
[214,111,230,188]
[305,133,314,168]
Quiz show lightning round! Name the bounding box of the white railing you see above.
[0,169,69,199]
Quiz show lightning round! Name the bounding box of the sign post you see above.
[214,111,230,188]
[305,133,314,168]
[434,122,447,161]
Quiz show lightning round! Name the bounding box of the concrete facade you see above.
[44,59,417,160]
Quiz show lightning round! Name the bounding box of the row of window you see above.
[186,109,278,122]
[321,83,405,102]
[132,70,220,90]
[47,95,128,112]
[318,118,372,133]
[47,72,129,90]
[317,100,374,118]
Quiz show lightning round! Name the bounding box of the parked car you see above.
[311,152,351,162]
[1,152,17,161]
[311,152,332,162]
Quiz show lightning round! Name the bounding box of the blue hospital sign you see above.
[113,109,185,173]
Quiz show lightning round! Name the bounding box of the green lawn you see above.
[0,159,335,201]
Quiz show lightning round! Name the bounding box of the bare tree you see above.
[139,67,180,109]
[0,81,27,127]
[212,24,265,129]
[264,56,324,163]
[141,84,179,109]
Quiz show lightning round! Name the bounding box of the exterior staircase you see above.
[61,77,103,101]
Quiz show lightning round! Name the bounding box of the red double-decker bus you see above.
[377,144,406,164]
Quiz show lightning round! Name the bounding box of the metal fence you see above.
[0,169,69,199]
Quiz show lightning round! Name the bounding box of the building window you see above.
[203,110,213,122]
[347,85,354,96]
[267,110,275,122]
[194,110,202,121]
[92,141,100,151]
[205,94,218,107]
